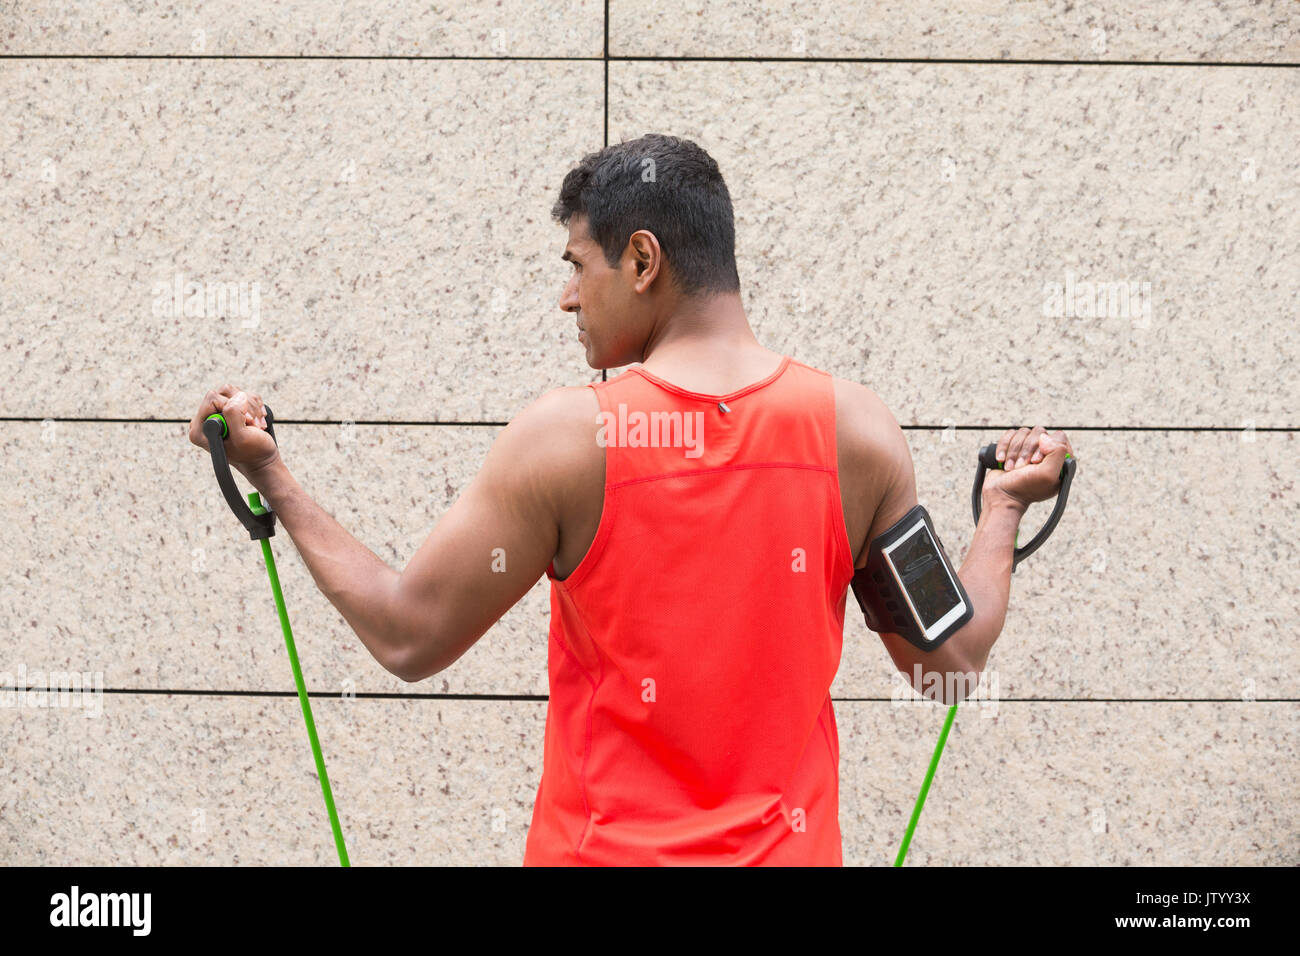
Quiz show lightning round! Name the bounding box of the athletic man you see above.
[189,133,1074,865]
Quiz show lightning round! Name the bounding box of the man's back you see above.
[545,352,896,580]
[522,352,896,864]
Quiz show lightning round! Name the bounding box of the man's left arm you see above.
[248,390,575,682]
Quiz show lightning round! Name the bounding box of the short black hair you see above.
[551,133,741,298]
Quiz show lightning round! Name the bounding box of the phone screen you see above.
[888,525,962,630]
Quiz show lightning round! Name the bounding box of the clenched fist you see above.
[188,384,280,483]
[981,425,1074,511]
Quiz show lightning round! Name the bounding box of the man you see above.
[189,133,1073,865]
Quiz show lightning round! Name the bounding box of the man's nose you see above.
[558,279,578,312]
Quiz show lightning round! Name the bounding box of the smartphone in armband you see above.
[851,504,974,652]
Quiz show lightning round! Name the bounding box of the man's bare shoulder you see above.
[511,385,602,442]
[497,385,603,511]
[830,376,909,474]
[828,376,915,565]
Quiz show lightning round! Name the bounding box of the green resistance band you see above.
[249,492,350,868]
[897,445,1076,865]
[893,530,1019,867]
[894,703,957,866]
[202,410,349,866]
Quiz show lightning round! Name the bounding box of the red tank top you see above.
[524,355,857,865]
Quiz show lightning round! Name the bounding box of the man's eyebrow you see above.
[561,249,578,263]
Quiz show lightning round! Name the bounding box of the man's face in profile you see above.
[560,213,630,369]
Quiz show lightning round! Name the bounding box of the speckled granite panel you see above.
[3,62,1294,423]
[0,697,1292,864]
[1,424,1294,698]
[0,1,603,56]
[840,699,1299,866]
[0,696,540,865]
[604,62,1299,427]
[612,1,1300,61]
[0,59,602,420]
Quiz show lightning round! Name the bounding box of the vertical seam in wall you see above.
[602,0,610,385]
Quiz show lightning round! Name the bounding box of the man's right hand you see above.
[188,384,280,483]
[981,425,1074,511]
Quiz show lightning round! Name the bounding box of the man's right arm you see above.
[842,384,1027,702]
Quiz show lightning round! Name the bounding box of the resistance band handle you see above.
[202,404,279,541]
[970,442,1076,572]
[895,443,1079,867]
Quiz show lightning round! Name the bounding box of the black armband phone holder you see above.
[851,504,974,652]
[853,440,1078,652]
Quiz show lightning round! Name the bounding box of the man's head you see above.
[552,133,741,369]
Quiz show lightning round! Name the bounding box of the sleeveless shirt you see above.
[523,355,856,865]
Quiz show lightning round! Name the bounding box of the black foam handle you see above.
[971,442,1077,572]
[202,404,278,541]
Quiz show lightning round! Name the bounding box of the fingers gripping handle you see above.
[202,405,279,541]
[970,442,1077,572]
